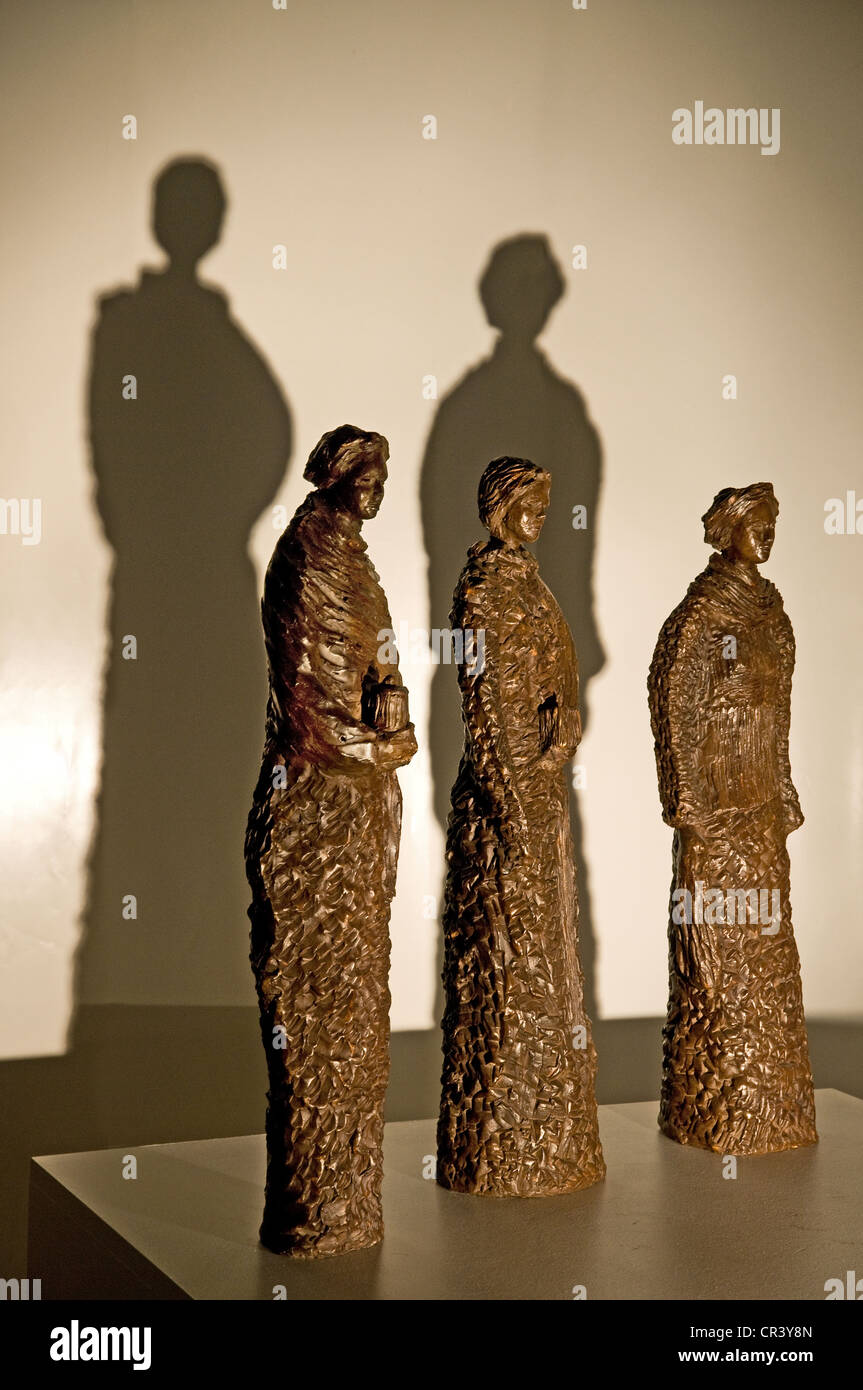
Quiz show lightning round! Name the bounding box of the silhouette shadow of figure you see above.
[420,234,604,1019]
[76,157,292,1010]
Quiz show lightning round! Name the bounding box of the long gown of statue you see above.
[245,491,404,1255]
[648,552,817,1154]
[437,540,605,1194]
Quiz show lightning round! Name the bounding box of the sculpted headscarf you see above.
[477,456,549,538]
[702,482,779,552]
[304,423,388,489]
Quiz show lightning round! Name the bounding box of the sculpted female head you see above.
[304,424,389,520]
[478,456,551,546]
[702,482,779,566]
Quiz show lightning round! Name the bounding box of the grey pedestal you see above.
[29,1089,862,1300]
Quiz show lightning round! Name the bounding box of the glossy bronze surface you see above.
[437,457,605,1196]
[245,425,417,1256]
[648,483,817,1155]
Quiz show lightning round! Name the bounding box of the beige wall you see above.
[1,0,861,1058]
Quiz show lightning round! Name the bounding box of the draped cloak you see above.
[245,491,405,1254]
[437,540,605,1194]
[648,552,817,1154]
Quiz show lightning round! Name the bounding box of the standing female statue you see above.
[437,456,605,1196]
[246,424,417,1256]
[648,483,817,1155]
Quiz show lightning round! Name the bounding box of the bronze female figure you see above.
[437,456,605,1196]
[648,483,817,1155]
[246,424,417,1255]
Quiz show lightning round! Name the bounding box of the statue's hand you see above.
[334,724,416,775]
[376,724,418,769]
[335,735,379,777]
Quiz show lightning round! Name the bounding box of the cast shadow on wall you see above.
[3,195,862,1283]
[420,233,605,1021]
[0,155,295,1275]
[75,157,292,1011]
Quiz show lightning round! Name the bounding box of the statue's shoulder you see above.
[265,495,318,581]
[657,568,715,645]
[449,542,498,618]
[684,561,723,606]
[288,493,320,538]
[457,540,497,584]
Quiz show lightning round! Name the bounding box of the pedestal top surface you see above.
[31,1090,863,1300]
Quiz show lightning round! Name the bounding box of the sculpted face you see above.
[338,451,388,520]
[503,474,551,545]
[730,501,776,566]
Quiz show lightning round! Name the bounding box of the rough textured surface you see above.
[648,486,817,1156]
[437,457,605,1196]
[245,427,415,1256]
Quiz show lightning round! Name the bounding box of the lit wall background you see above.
[1,0,862,1062]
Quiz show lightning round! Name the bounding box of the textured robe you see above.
[245,491,405,1255]
[649,552,817,1154]
[437,540,605,1195]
